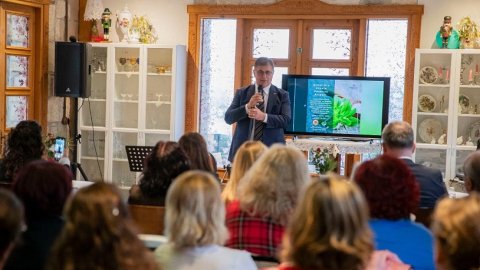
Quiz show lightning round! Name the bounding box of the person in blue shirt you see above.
[353,154,435,270]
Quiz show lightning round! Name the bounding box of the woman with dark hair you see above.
[48,183,158,270]
[178,132,216,174]
[5,160,72,270]
[0,120,45,183]
[353,154,434,270]
[128,141,190,206]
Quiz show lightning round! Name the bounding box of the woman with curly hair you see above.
[179,132,216,175]
[221,141,267,203]
[277,174,409,270]
[225,144,310,259]
[354,154,434,270]
[155,170,256,270]
[431,193,480,270]
[48,182,158,270]
[128,141,190,206]
[0,120,45,182]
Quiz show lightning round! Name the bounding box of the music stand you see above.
[125,146,154,172]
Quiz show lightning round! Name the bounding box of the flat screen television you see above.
[282,74,390,139]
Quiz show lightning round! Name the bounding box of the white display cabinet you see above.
[413,49,480,180]
[77,43,186,186]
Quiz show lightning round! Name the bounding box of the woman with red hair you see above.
[353,154,434,270]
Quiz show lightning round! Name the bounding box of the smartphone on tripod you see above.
[54,137,66,161]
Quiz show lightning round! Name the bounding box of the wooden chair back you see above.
[128,204,165,235]
[414,207,434,228]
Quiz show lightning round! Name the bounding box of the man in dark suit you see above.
[382,121,447,209]
[225,57,291,162]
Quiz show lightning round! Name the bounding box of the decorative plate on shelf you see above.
[469,121,480,146]
[418,118,443,143]
[459,94,470,113]
[419,66,439,84]
[418,94,436,112]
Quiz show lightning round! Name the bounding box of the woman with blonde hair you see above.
[48,183,158,270]
[155,170,256,270]
[225,144,310,258]
[431,193,480,270]
[276,175,409,270]
[221,141,267,203]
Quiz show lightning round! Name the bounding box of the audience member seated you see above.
[431,192,480,270]
[155,170,256,270]
[129,141,190,206]
[48,182,158,270]
[179,132,217,175]
[462,151,480,192]
[5,160,72,270]
[225,145,310,259]
[221,141,267,203]
[354,154,435,270]
[0,190,23,270]
[0,120,45,183]
[275,174,409,270]
[382,121,447,209]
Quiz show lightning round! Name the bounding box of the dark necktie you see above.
[254,88,265,141]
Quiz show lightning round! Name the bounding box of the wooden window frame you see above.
[186,0,423,132]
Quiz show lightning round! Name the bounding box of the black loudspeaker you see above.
[54,42,91,98]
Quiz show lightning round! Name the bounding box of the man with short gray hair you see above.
[382,121,447,209]
[463,151,480,192]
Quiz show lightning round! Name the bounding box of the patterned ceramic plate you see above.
[418,94,436,112]
[419,66,438,84]
[418,118,443,143]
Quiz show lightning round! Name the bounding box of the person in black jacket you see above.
[382,121,447,209]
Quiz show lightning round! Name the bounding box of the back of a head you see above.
[353,154,419,220]
[165,170,227,249]
[222,141,267,202]
[239,145,310,225]
[0,189,23,260]
[13,160,72,221]
[140,140,190,197]
[381,121,414,150]
[178,132,214,173]
[463,151,480,192]
[3,120,44,180]
[283,175,373,270]
[432,193,480,270]
[50,182,157,270]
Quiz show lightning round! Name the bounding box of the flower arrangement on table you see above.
[130,15,158,44]
[457,16,480,48]
[310,147,337,175]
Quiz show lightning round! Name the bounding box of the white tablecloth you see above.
[286,138,382,157]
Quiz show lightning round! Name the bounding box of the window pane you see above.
[312,29,351,60]
[312,67,349,76]
[6,13,29,48]
[253,29,289,59]
[6,55,28,87]
[6,95,27,128]
[199,19,237,166]
[366,19,408,121]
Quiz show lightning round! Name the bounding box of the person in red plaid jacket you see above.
[225,145,310,259]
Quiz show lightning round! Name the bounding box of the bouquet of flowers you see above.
[310,147,337,175]
[130,15,158,44]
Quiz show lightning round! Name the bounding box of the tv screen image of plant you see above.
[282,75,390,139]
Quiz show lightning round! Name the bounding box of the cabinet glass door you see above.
[79,130,105,182]
[145,47,173,133]
[114,47,140,129]
[111,131,137,187]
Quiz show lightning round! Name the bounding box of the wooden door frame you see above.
[186,0,423,132]
[0,0,49,131]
